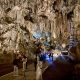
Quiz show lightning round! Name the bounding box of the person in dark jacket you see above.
[34,57,37,71]
[13,55,20,76]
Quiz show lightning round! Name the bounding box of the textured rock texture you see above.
[0,0,80,53]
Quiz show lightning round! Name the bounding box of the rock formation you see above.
[0,0,80,54]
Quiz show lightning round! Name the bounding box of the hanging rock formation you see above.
[0,0,80,53]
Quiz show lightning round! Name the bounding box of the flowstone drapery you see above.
[0,0,80,54]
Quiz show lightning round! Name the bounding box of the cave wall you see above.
[0,0,80,53]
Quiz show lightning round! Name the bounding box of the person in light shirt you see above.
[36,61,43,80]
[13,54,20,76]
[22,55,27,71]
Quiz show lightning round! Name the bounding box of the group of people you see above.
[12,39,53,79]
[13,52,27,76]
[33,43,54,80]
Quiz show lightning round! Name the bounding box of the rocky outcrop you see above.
[0,0,80,53]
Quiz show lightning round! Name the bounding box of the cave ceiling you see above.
[0,0,80,51]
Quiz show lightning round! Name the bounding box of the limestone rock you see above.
[0,0,80,54]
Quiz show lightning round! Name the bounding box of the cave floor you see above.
[0,63,36,80]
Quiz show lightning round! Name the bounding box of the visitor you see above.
[34,57,37,71]
[39,49,46,62]
[13,55,20,76]
[22,55,27,71]
[36,44,42,56]
[35,39,41,46]
[36,61,43,80]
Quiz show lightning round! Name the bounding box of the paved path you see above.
[0,63,36,80]
[42,60,74,80]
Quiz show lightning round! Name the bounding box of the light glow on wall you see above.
[53,32,56,39]
[62,43,66,48]
[33,32,42,39]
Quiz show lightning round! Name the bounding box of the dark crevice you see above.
[4,17,13,24]
[39,15,48,19]
[5,8,11,13]
[52,1,57,10]
[67,10,74,20]
[20,25,30,34]
[24,15,34,23]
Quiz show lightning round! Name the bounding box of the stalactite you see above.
[0,0,80,52]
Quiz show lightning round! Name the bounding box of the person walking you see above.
[22,55,27,71]
[36,61,43,80]
[13,54,20,76]
[34,57,37,71]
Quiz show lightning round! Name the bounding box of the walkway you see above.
[42,59,74,80]
[0,63,36,80]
